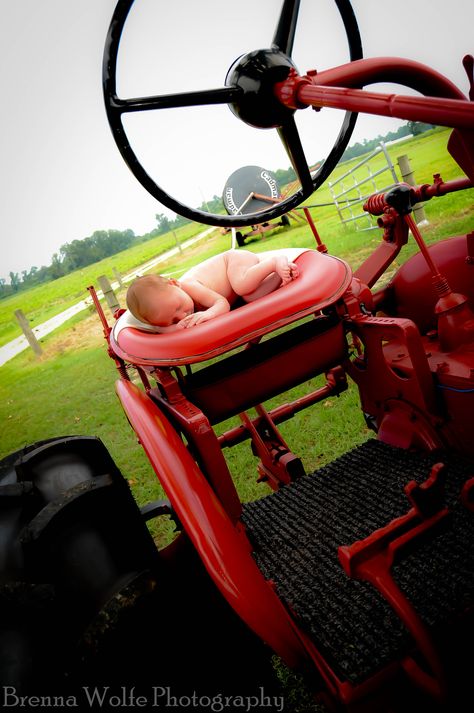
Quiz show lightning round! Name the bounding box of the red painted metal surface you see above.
[378,236,474,332]
[404,215,474,352]
[346,314,441,447]
[293,83,473,130]
[275,56,468,112]
[115,378,310,669]
[461,478,474,511]
[354,209,409,289]
[302,207,328,252]
[427,345,474,456]
[180,320,347,425]
[238,406,299,489]
[304,57,466,99]
[148,375,243,522]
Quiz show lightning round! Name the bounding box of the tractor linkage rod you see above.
[275,57,474,130]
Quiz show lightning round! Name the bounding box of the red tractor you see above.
[2,1,473,710]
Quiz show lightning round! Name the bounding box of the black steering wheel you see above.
[103,0,362,228]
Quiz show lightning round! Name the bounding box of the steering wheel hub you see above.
[226,48,298,129]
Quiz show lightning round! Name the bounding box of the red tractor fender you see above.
[115,378,310,668]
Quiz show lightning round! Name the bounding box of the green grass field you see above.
[1,126,473,548]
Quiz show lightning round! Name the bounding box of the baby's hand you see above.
[178,311,212,328]
[275,257,299,285]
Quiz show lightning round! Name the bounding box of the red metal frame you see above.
[115,378,310,670]
[339,463,449,700]
[93,47,474,712]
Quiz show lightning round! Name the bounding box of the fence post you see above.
[98,275,120,315]
[397,154,428,225]
[14,309,42,356]
[112,267,124,288]
[172,230,183,254]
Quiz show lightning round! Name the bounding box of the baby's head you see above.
[126,274,194,329]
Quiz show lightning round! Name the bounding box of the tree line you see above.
[1,229,137,299]
[2,206,208,299]
[340,121,434,163]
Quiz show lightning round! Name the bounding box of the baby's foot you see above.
[275,256,299,285]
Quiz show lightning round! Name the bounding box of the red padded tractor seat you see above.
[110,250,352,368]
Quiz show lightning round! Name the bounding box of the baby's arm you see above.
[178,280,230,328]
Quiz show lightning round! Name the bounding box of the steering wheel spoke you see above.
[272,0,301,55]
[277,119,313,195]
[111,86,242,114]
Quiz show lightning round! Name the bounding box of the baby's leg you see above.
[226,250,297,302]
[227,250,274,297]
[226,250,261,294]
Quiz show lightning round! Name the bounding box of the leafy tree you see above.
[155,213,171,235]
[275,166,296,188]
[9,272,20,292]
[35,266,51,285]
[340,123,415,162]
[59,229,135,271]
[197,195,223,214]
[407,121,435,136]
[49,253,65,280]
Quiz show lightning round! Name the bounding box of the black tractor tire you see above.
[0,436,160,696]
[0,437,280,703]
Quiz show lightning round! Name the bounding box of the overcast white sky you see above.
[1,0,473,282]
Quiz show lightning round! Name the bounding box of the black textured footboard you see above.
[242,439,474,684]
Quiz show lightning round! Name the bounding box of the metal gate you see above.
[328,141,399,231]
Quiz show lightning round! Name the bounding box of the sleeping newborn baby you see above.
[126,248,302,333]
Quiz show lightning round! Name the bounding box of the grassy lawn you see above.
[1,126,473,548]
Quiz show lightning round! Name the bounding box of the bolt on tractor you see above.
[1,1,474,710]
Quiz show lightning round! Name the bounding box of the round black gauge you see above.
[222,166,281,215]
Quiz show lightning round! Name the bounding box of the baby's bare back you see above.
[181,252,235,300]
